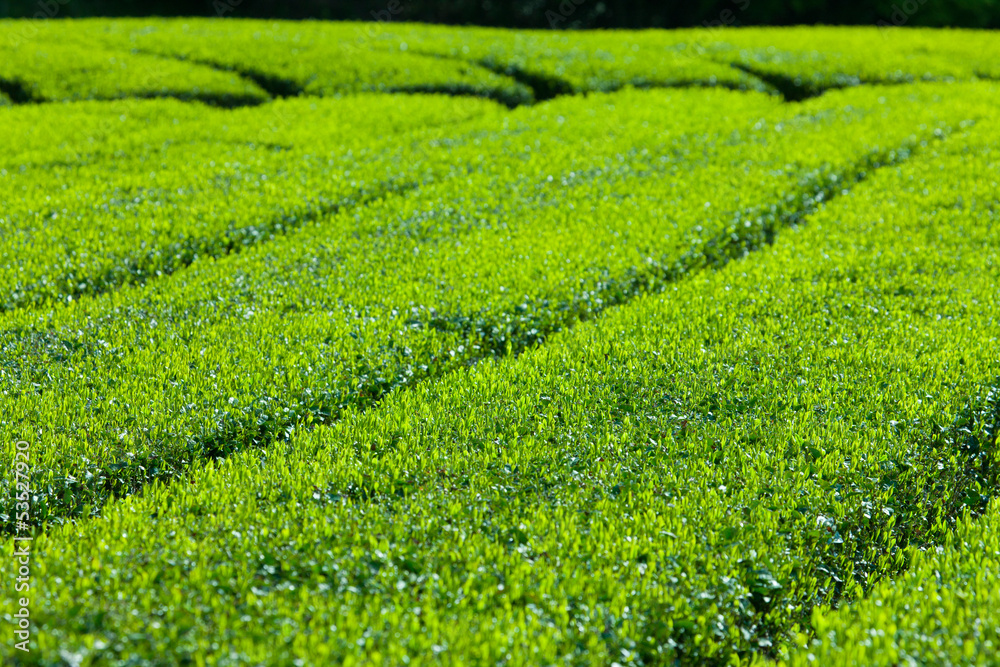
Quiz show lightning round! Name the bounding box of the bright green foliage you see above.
[3,19,1000,667]
[7,84,781,522]
[0,93,502,309]
[4,21,1000,108]
[380,25,1000,99]
[7,18,535,107]
[349,24,772,96]
[75,21,1000,102]
[3,83,993,530]
[698,27,1000,98]
[0,33,269,105]
[77,19,765,100]
[781,499,1000,666]
[82,21,1000,101]
[3,100,1000,665]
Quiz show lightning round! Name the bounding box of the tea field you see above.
[1,18,999,666]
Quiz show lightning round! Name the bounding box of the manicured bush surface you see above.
[699,27,1000,99]
[0,93,503,309]
[81,21,1000,100]
[4,83,992,529]
[5,21,1000,107]
[4,94,1000,665]
[2,19,1000,667]
[356,24,1000,99]
[0,19,535,107]
[76,19,765,100]
[782,499,1000,666]
[0,33,269,105]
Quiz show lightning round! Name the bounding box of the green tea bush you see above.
[79,21,1000,101]
[48,18,535,106]
[2,19,1000,666]
[5,21,1000,108]
[373,25,1000,99]
[0,33,269,105]
[782,501,1000,666]
[82,19,770,99]
[4,101,999,665]
[0,93,503,309]
[3,83,991,532]
[697,27,1000,99]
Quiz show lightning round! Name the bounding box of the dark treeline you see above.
[2,0,999,29]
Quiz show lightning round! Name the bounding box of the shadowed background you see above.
[1,0,999,28]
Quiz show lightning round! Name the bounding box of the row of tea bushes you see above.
[4,22,1000,109]
[372,25,1000,99]
[700,27,1000,99]
[1,83,994,530]
[81,22,1000,102]
[783,497,1000,665]
[0,35,269,105]
[4,101,999,665]
[78,19,767,100]
[0,19,535,107]
[0,93,504,310]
